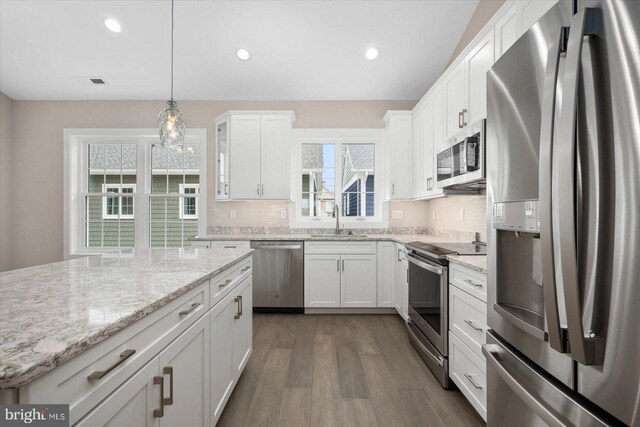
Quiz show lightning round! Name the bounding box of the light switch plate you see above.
[230,210,237,219]
[391,210,404,220]
[280,209,287,219]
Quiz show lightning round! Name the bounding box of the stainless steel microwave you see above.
[436,120,485,189]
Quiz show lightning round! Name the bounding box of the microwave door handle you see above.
[555,8,602,366]
[539,27,566,354]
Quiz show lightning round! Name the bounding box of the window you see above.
[293,129,385,228]
[64,129,207,257]
[179,184,199,219]
[102,184,136,219]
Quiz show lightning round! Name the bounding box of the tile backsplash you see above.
[210,195,487,241]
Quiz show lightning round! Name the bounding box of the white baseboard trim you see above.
[304,307,398,315]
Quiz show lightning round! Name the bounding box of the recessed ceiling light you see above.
[236,49,251,61]
[104,18,122,33]
[365,47,380,60]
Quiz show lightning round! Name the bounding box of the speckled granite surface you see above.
[446,255,487,273]
[0,248,252,390]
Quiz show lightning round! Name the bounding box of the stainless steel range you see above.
[404,241,486,388]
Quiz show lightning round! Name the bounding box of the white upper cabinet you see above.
[430,85,446,197]
[216,111,295,201]
[444,61,466,140]
[229,114,261,200]
[465,29,495,126]
[260,115,292,199]
[384,111,413,200]
[494,2,522,60]
[421,99,436,197]
[411,108,424,199]
[520,0,558,34]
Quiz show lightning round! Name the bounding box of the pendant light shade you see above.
[158,100,186,149]
[158,0,185,148]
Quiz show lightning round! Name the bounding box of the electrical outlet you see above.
[459,209,464,221]
[280,209,287,219]
[230,210,237,219]
[391,210,404,220]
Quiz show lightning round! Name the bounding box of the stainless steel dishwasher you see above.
[250,241,304,313]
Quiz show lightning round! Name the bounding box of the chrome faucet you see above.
[332,205,340,235]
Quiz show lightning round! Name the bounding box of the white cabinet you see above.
[449,332,487,421]
[411,108,423,198]
[341,255,377,308]
[304,244,377,308]
[494,2,521,60]
[304,254,341,308]
[394,243,408,320]
[383,111,413,200]
[158,314,210,427]
[232,278,253,377]
[465,29,495,126]
[376,242,396,307]
[444,62,466,140]
[420,101,433,197]
[216,111,294,200]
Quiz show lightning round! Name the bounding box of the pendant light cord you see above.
[170,0,174,102]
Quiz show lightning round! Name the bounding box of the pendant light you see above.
[158,0,186,149]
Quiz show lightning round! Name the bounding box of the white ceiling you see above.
[0,0,478,101]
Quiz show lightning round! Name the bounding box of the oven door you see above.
[407,253,448,357]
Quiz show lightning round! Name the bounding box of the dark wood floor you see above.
[218,313,485,427]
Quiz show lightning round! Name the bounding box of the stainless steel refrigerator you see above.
[485,0,639,425]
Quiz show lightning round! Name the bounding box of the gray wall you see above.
[3,98,416,270]
[0,92,12,271]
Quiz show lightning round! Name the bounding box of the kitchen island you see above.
[0,248,253,426]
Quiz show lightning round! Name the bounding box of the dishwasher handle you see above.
[250,242,303,250]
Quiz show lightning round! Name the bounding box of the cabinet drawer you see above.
[305,241,376,254]
[193,240,250,250]
[450,263,487,302]
[210,257,252,307]
[449,285,487,359]
[21,284,209,425]
[449,332,487,421]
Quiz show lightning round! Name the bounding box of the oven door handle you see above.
[406,253,444,275]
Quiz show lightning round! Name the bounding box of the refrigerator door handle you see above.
[539,27,566,353]
[483,344,566,427]
[555,7,603,366]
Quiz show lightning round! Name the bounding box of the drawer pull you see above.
[163,366,174,406]
[464,373,483,390]
[241,266,251,272]
[87,349,136,381]
[178,302,201,316]
[153,375,165,417]
[219,279,232,288]
[224,245,237,249]
[464,278,483,288]
[234,296,241,319]
[464,319,483,331]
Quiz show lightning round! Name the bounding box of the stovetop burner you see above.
[405,241,487,260]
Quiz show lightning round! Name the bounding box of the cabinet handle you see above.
[163,366,174,406]
[225,183,228,195]
[397,249,401,262]
[241,266,251,272]
[261,184,264,196]
[219,279,232,288]
[464,278,483,288]
[239,295,243,318]
[342,259,345,271]
[224,245,237,249]
[462,108,468,126]
[234,296,241,319]
[458,111,464,128]
[87,349,136,381]
[392,184,395,196]
[464,373,483,390]
[257,184,260,195]
[178,302,201,316]
[153,375,164,417]
[464,319,483,331]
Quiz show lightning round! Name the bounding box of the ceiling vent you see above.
[73,76,108,87]
[90,78,106,85]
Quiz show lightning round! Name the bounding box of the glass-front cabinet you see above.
[215,118,230,200]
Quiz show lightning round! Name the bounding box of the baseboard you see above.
[304,307,398,314]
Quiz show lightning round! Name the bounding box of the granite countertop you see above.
[191,233,488,273]
[0,248,253,390]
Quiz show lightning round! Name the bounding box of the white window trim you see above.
[178,183,199,220]
[64,128,207,259]
[290,128,388,229]
[102,183,136,220]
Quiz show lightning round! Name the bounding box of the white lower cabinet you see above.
[304,254,341,307]
[394,244,409,320]
[341,255,377,307]
[376,242,396,307]
[449,332,487,421]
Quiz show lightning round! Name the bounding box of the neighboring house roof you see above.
[343,144,374,189]
[89,144,199,172]
[302,144,324,170]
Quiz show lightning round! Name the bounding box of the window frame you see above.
[64,128,207,259]
[101,183,137,220]
[178,183,199,220]
[291,129,387,229]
